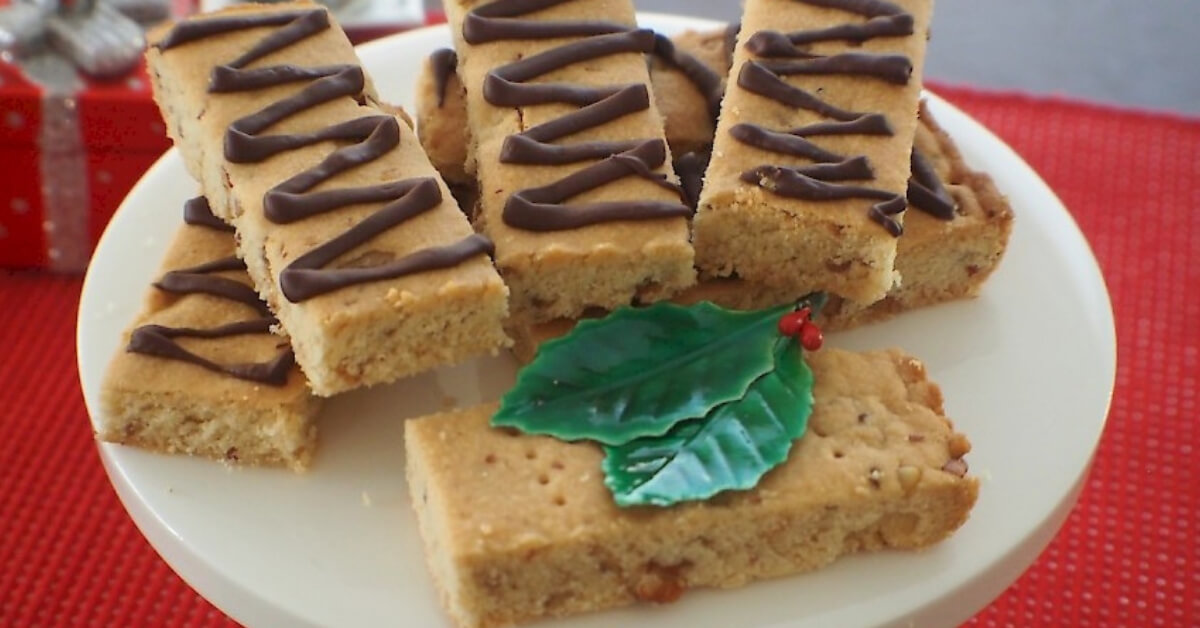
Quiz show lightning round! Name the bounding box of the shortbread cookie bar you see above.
[444,0,695,323]
[694,0,934,304]
[649,25,734,157]
[820,102,1013,327]
[146,4,510,395]
[417,23,1010,338]
[99,197,321,472]
[675,102,1012,330]
[505,107,1011,358]
[407,348,977,628]
[502,279,793,363]
[416,48,472,186]
[415,27,731,185]
[510,147,1012,361]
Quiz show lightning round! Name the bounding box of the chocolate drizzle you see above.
[159,9,493,303]
[465,0,691,230]
[500,83,651,164]
[485,29,656,107]
[155,9,311,49]
[462,0,627,44]
[658,20,953,223]
[127,198,294,386]
[757,53,912,85]
[183,196,233,232]
[154,256,270,318]
[906,148,957,219]
[674,150,711,210]
[731,0,918,236]
[731,123,853,164]
[743,0,912,52]
[129,322,294,385]
[430,48,458,107]
[651,33,724,119]
[504,140,687,231]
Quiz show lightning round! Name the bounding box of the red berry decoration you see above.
[777,312,803,336]
[799,321,824,351]
[777,307,812,337]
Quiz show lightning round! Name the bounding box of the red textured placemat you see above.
[1,86,1197,627]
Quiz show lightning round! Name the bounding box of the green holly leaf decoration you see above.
[493,301,793,445]
[601,339,814,507]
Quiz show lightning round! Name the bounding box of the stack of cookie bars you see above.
[99,0,1012,626]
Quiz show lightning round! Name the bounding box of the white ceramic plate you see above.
[77,14,1116,628]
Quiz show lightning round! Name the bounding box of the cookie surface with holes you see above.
[405,348,977,628]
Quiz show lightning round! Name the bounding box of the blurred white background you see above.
[574,0,1200,115]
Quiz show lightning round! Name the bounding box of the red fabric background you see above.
[1,85,1197,626]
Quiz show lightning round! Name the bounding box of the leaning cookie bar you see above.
[695,0,934,304]
[672,101,1014,331]
[415,27,729,187]
[506,102,1014,358]
[417,32,1011,341]
[444,0,695,324]
[648,26,733,157]
[407,348,977,628]
[145,4,509,396]
[99,198,320,471]
[820,102,1014,327]
[417,49,473,187]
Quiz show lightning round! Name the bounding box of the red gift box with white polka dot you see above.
[0,59,171,271]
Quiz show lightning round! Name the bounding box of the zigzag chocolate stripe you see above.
[743,0,913,53]
[430,48,458,108]
[650,32,725,119]
[127,198,294,386]
[182,195,234,232]
[158,9,493,303]
[720,20,953,220]
[463,0,691,231]
[463,0,627,43]
[732,0,918,236]
[906,148,956,219]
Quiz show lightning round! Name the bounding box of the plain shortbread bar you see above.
[694,0,934,304]
[443,0,695,323]
[99,199,320,471]
[146,4,509,396]
[406,348,977,627]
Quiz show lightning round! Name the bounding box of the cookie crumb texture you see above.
[444,0,696,323]
[694,0,935,305]
[820,102,1015,329]
[145,4,510,396]
[406,349,977,628]
[99,218,320,472]
[101,390,318,472]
